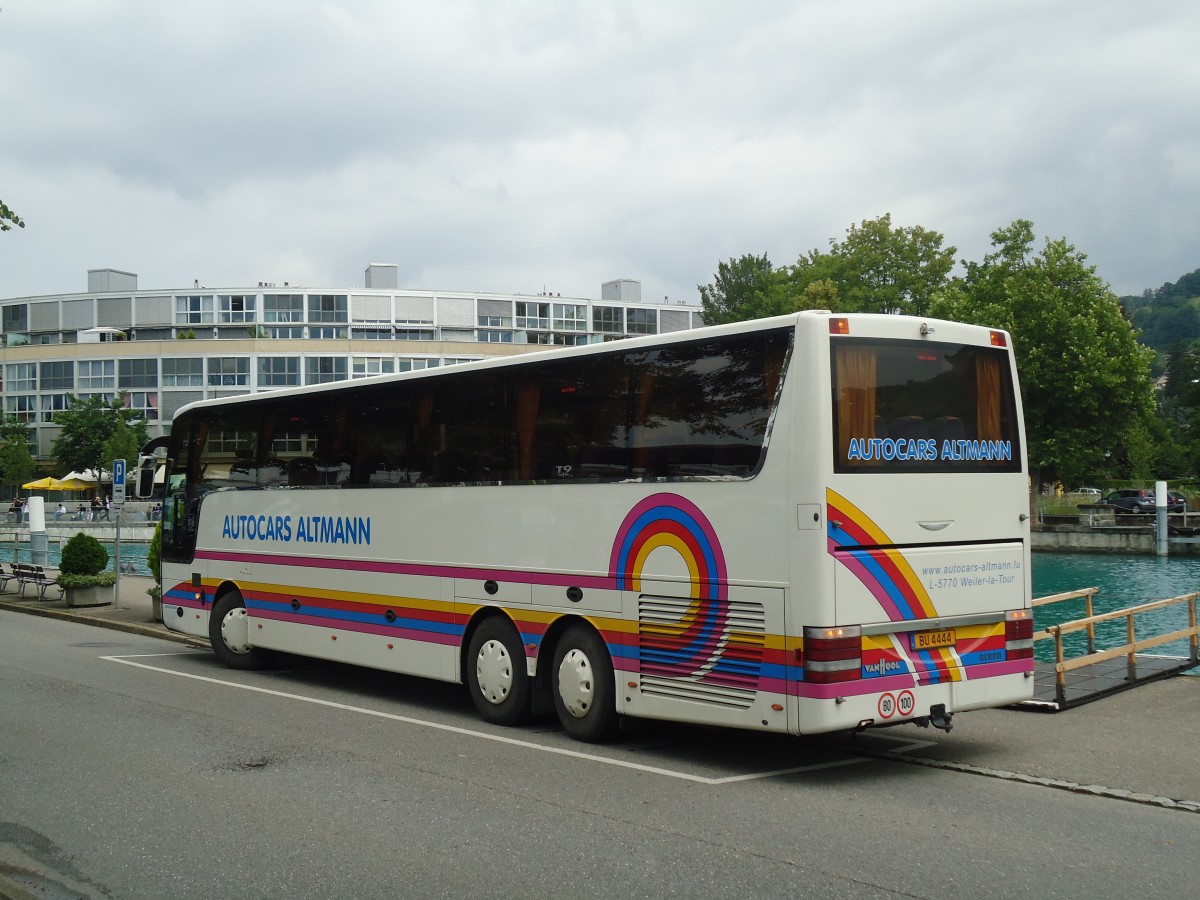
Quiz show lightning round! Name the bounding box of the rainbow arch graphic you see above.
[609,493,728,600]
[610,493,731,679]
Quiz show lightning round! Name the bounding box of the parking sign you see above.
[112,458,126,504]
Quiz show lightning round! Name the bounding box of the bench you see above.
[0,563,19,593]
[13,563,64,600]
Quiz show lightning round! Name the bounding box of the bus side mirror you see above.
[136,455,157,499]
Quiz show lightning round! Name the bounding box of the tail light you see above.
[1005,609,1033,659]
[989,330,1008,347]
[803,625,862,683]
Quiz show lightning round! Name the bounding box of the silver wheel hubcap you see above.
[221,606,253,655]
[557,648,594,718]
[476,639,514,705]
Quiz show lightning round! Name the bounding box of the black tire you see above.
[551,623,618,743]
[466,616,532,726]
[209,590,270,670]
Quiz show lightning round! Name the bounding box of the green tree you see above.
[1,199,23,231]
[50,393,150,477]
[698,253,790,324]
[786,213,956,316]
[0,416,38,488]
[929,220,1154,489]
[101,415,144,479]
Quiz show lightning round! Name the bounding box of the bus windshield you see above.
[831,337,1021,473]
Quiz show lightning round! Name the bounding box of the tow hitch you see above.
[913,703,954,733]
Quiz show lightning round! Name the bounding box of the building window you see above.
[264,325,305,339]
[309,325,347,339]
[478,315,512,328]
[41,394,70,422]
[552,334,590,346]
[515,301,550,330]
[5,395,36,421]
[5,363,36,392]
[308,294,348,323]
[78,360,116,391]
[352,357,396,378]
[441,357,482,366]
[351,325,394,340]
[305,357,348,384]
[397,358,437,372]
[118,358,158,388]
[553,303,587,332]
[2,304,29,333]
[395,328,434,341]
[627,308,658,335]
[593,306,624,333]
[220,294,257,323]
[175,295,214,325]
[258,357,301,387]
[477,330,514,343]
[207,357,250,386]
[162,358,203,387]
[264,294,304,323]
[123,391,159,420]
[39,361,74,391]
[206,429,255,455]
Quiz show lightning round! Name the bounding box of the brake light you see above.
[1005,609,1033,659]
[803,625,862,683]
[828,317,850,335]
[989,330,1008,347]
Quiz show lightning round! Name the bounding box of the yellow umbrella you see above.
[20,477,57,490]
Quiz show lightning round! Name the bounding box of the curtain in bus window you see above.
[516,380,540,480]
[976,353,1002,443]
[835,345,877,466]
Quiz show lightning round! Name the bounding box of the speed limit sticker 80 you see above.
[877,690,916,719]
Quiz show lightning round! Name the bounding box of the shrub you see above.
[60,532,108,576]
[146,521,161,580]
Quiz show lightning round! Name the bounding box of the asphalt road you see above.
[2,609,1198,899]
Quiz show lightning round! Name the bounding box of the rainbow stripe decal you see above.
[827,488,961,684]
[827,488,937,621]
[610,493,734,680]
[610,493,727,600]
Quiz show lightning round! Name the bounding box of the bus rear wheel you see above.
[552,624,618,743]
[209,590,269,670]
[466,616,531,726]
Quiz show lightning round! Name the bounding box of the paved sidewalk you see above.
[0,574,204,646]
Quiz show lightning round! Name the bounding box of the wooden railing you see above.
[1033,587,1200,706]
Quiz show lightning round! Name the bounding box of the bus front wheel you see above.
[552,624,618,743]
[209,591,269,670]
[466,616,531,726]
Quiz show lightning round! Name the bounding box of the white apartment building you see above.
[0,265,704,460]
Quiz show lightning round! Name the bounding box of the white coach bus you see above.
[140,311,1034,742]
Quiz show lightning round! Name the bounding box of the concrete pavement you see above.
[1,575,1197,813]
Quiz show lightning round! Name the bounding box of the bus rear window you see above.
[831,338,1021,473]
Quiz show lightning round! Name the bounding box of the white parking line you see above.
[102,654,872,785]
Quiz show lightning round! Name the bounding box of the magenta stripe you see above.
[829,538,905,620]
[195,549,615,590]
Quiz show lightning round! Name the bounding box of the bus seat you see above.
[888,416,928,441]
[930,416,966,443]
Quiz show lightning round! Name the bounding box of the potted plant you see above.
[57,532,116,607]
[146,521,162,621]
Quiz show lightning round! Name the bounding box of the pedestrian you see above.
[8,497,20,523]
[55,502,66,521]
[101,495,111,522]
[21,500,29,523]
[90,495,101,522]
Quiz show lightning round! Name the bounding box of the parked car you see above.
[1070,487,1102,497]
[1168,491,1187,513]
[1101,489,1157,513]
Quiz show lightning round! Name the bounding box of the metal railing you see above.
[1033,587,1200,706]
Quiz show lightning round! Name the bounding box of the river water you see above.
[1032,551,1199,671]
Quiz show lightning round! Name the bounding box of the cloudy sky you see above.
[1,1,1197,305]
